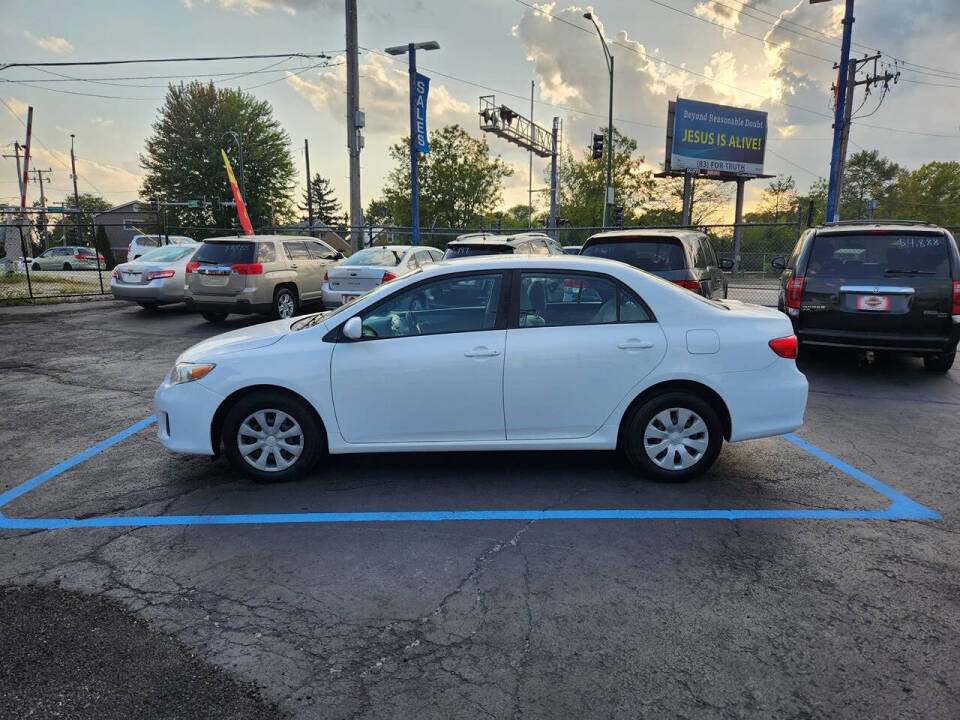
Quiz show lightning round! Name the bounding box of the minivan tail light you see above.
[769,335,798,359]
[230,263,262,275]
[786,276,804,309]
[186,261,199,274]
[952,280,960,316]
[382,271,397,283]
[673,279,700,292]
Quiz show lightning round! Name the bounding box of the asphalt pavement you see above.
[0,300,957,719]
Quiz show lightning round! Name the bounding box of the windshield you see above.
[192,241,255,265]
[341,248,402,267]
[807,233,950,278]
[443,245,512,259]
[581,239,688,272]
[291,268,424,331]
[137,246,196,263]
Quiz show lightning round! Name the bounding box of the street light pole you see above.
[584,12,614,229]
[386,40,439,246]
[222,131,245,201]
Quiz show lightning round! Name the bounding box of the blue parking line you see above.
[0,416,940,529]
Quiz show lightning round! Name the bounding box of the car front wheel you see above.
[222,391,324,482]
[621,391,723,482]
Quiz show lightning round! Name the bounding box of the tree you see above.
[364,197,393,226]
[759,175,797,221]
[93,224,117,270]
[41,193,112,248]
[141,81,296,230]
[839,149,901,219]
[381,125,514,228]
[554,128,656,228]
[889,161,960,227]
[301,173,345,226]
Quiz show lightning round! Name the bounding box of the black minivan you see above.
[580,230,732,299]
[773,221,960,372]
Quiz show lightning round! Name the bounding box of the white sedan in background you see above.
[321,245,443,307]
[155,255,808,483]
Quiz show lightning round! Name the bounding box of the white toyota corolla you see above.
[155,255,808,483]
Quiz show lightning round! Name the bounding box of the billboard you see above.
[668,98,767,177]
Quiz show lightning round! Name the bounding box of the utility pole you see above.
[821,0,855,223]
[2,142,23,200]
[345,0,363,250]
[30,168,52,249]
[549,117,558,236]
[304,138,314,236]
[70,134,81,244]
[528,80,534,229]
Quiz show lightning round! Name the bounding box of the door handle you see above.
[290,264,298,268]
[618,340,654,350]
[464,348,501,358]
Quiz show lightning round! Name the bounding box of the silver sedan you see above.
[111,245,197,309]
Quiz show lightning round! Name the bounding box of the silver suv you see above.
[185,235,343,322]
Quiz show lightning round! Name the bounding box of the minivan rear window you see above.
[807,233,950,278]
[192,241,255,265]
[581,239,688,272]
[443,245,513,259]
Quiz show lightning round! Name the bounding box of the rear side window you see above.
[192,242,255,265]
[77,247,97,257]
[581,240,688,272]
[807,233,950,278]
[257,242,277,263]
[443,245,512,259]
[518,272,651,328]
[701,238,718,267]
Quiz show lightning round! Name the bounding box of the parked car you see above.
[128,234,197,261]
[580,229,731,298]
[184,235,343,322]
[155,254,807,483]
[322,245,442,307]
[111,244,198,309]
[443,232,565,259]
[773,220,960,372]
[29,246,105,271]
[563,245,582,255]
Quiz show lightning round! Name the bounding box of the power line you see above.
[0,51,334,72]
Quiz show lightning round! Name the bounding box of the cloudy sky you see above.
[1,0,958,219]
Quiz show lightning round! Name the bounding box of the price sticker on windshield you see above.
[856,295,890,311]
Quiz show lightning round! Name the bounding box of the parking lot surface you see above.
[1,301,958,719]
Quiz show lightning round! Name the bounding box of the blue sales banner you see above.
[415,72,430,154]
[671,98,767,176]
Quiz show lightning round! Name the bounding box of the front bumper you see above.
[154,378,225,455]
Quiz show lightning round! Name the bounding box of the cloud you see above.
[199,0,336,15]
[6,97,30,118]
[23,31,74,56]
[90,116,114,127]
[693,0,773,34]
[286,53,473,135]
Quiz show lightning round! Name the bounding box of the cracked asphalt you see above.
[1,300,958,719]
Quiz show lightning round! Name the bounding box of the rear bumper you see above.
[710,360,808,442]
[111,279,184,303]
[184,298,272,315]
[795,324,960,354]
[321,282,368,308]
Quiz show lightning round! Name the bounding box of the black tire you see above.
[273,286,299,319]
[924,350,955,373]
[222,390,324,483]
[621,390,723,482]
[62,262,72,271]
[137,301,159,310]
[201,310,229,323]
[31,262,40,271]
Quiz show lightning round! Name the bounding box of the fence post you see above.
[19,222,33,300]
[92,217,104,294]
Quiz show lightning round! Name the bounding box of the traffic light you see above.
[151,196,160,212]
[591,133,604,160]
[613,205,624,228]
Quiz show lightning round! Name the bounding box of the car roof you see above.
[813,221,948,236]
[423,253,634,275]
[584,229,704,246]
[200,234,320,243]
[359,245,420,252]
[447,232,554,247]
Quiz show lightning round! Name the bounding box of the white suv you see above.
[128,234,196,261]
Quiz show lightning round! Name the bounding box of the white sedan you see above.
[155,255,808,483]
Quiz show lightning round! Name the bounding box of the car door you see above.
[282,241,322,300]
[504,270,667,440]
[330,271,508,443]
[699,237,724,298]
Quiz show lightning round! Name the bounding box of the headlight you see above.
[169,362,216,385]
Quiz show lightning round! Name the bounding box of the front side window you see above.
[360,273,503,339]
[308,241,338,260]
[519,272,650,328]
[284,241,311,260]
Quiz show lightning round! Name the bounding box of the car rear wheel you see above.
[923,350,955,373]
[31,262,40,271]
[201,310,229,323]
[621,391,723,482]
[222,391,324,482]
[62,262,72,270]
[273,287,298,319]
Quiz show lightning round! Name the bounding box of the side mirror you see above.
[343,316,362,340]
[770,256,787,271]
[719,258,734,271]
[335,251,345,260]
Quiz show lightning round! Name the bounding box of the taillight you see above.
[952,280,960,316]
[74,253,85,260]
[98,254,105,262]
[323,271,328,282]
[673,279,700,292]
[111,268,120,280]
[769,335,798,359]
[186,261,199,274]
[147,270,175,281]
[382,271,397,283]
[785,276,804,309]
[230,263,262,275]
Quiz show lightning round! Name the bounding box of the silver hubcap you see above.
[643,407,709,471]
[237,409,303,472]
[277,292,295,318]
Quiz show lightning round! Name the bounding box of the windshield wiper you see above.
[884,269,935,275]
